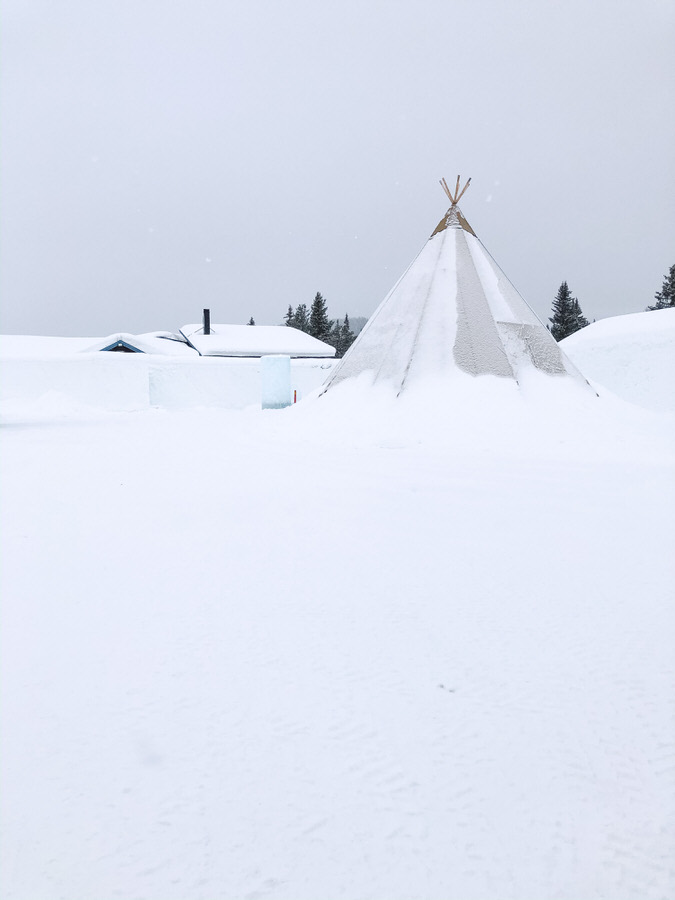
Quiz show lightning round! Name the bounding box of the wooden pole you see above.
[455,177,472,204]
[440,175,471,205]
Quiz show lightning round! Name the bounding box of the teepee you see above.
[322,177,591,395]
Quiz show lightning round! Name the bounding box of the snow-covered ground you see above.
[0,347,335,412]
[1,318,673,900]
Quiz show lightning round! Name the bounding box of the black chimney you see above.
[203,308,211,335]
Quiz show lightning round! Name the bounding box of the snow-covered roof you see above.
[83,332,197,356]
[180,324,336,358]
[0,335,101,358]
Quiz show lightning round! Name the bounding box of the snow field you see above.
[0,354,335,413]
[1,375,673,900]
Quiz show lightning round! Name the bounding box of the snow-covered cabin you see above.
[84,332,197,355]
[180,323,336,358]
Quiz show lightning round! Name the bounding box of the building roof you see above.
[0,335,102,357]
[180,324,336,358]
[83,332,197,355]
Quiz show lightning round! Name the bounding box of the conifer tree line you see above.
[253,263,675,348]
[283,292,356,358]
[548,262,675,341]
[646,263,675,310]
[548,281,589,341]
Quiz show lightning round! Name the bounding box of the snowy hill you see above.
[0,317,673,900]
[561,307,675,411]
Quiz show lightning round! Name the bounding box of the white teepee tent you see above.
[322,177,591,395]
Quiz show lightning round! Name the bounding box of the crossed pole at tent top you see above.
[440,176,471,206]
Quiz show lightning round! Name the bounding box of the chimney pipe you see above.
[203,308,211,335]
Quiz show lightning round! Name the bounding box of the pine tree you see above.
[647,264,675,310]
[340,314,355,357]
[247,317,255,325]
[308,292,332,342]
[572,299,589,329]
[284,305,295,327]
[324,314,356,358]
[328,318,343,356]
[549,281,587,341]
[293,303,309,333]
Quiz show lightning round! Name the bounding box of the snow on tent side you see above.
[561,307,675,411]
[321,177,592,396]
[180,324,336,358]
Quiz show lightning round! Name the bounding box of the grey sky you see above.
[1,0,673,336]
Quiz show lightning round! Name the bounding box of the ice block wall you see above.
[261,355,292,409]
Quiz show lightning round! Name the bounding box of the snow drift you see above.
[561,307,675,411]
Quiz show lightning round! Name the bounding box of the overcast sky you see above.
[1,0,673,336]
